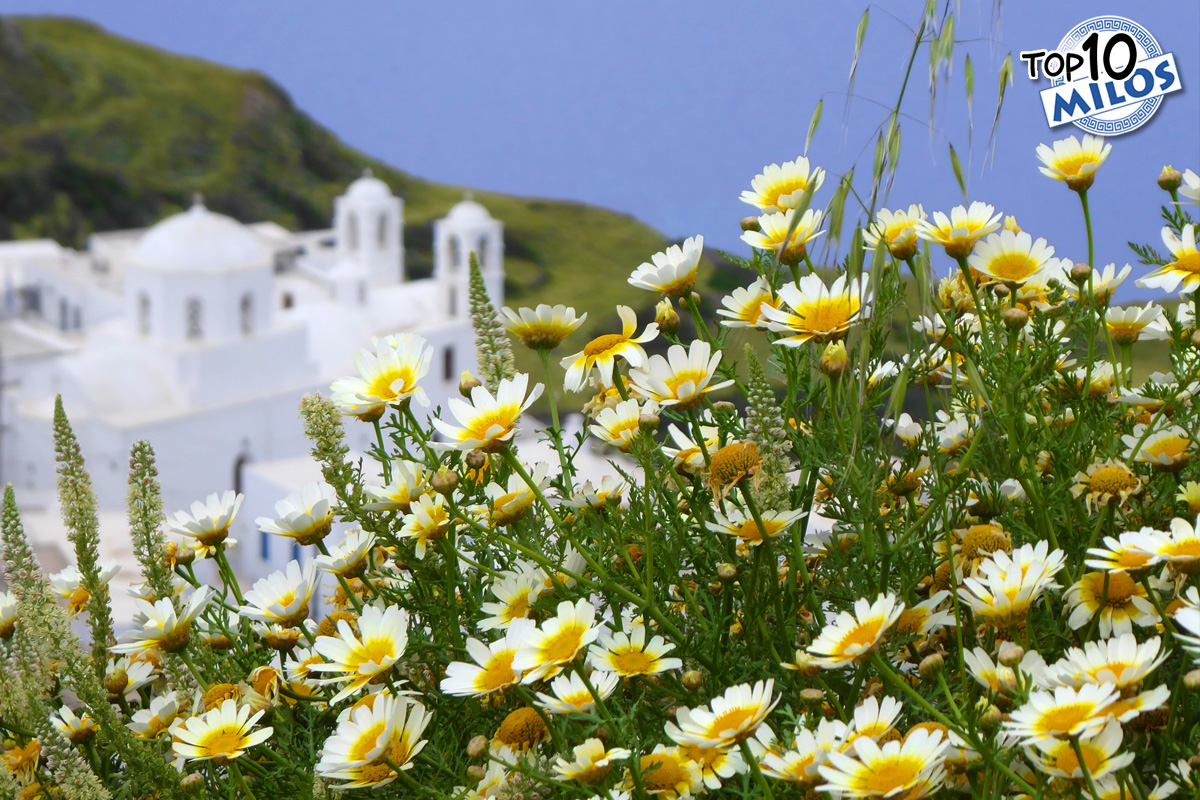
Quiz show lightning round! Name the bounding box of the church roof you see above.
[344,169,393,202]
[133,199,268,271]
[445,196,495,226]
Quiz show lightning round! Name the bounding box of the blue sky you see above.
[9,1,1200,298]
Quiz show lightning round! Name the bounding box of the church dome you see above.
[134,200,267,271]
[445,196,494,225]
[345,169,393,202]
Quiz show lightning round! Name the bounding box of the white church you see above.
[0,171,505,597]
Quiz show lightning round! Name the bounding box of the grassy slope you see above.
[0,16,729,344]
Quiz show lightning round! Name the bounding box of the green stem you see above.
[229,762,258,800]
[739,739,777,800]
[1070,737,1103,800]
[537,348,573,484]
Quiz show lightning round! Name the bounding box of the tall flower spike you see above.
[3,486,185,797]
[299,393,361,515]
[743,344,792,510]
[126,440,176,609]
[469,251,517,391]
[53,396,115,678]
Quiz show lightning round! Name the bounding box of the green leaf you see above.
[827,170,854,244]
[805,99,823,156]
[949,142,967,199]
[848,7,869,85]
[989,53,1014,150]
[964,53,975,113]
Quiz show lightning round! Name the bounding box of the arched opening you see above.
[476,239,487,269]
[240,293,254,336]
[185,297,203,341]
[448,285,457,316]
[138,292,151,336]
[346,212,359,252]
[377,213,387,247]
[448,235,461,269]
[443,346,455,381]
[59,298,69,331]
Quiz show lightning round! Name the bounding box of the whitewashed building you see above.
[0,172,505,585]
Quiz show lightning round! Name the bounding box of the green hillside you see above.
[0,15,732,351]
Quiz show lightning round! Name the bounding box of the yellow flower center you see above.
[350,636,399,671]
[1144,437,1190,461]
[1051,740,1104,775]
[1035,703,1095,735]
[1171,251,1200,275]
[709,442,761,488]
[495,707,548,750]
[983,253,1040,282]
[367,366,416,401]
[1090,571,1138,607]
[476,652,517,692]
[763,176,812,210]
[502,594,532,622]
[961,525,1011,561]
[833,620,885,656]
[794,297,858,335]
[640,752,688,792]
[196,726,249,762]
[1163,539,1200,560]
[354,737,415,784]
[203,684,239,711]
[895,607,929,635]
[707,705,757,739]
[611,649,655,675]
[861,756,923,794]
[348,721,389,762]
[540,624,586,664]
[583,333,629,358]
[1088,465,1139,496]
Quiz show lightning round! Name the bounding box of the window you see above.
[185,297,203,341]
[476,239,486,269]
[448,236,460,269]
[448,285,457,316]
[346,212,359,252]
[138,292,151,335]
[260,530,270,562]
[292,542,301,565]
[59,298,69,331]
[72,306,82,330]
[240,293,254,336]
[377,213,387,247]
[443,346,455,381]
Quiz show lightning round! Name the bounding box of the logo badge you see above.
[1020,16,1182,135]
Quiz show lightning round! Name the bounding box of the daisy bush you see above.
[5,7,1200,800]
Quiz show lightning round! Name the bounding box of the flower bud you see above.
[181,773,205,791]
[638,413,660,432]
[712,400,737,416]
[174,545,196,567]
[431,468,459,496]
[459,371,482,397]
[740,216,762,233]
[992,283,1010,299]
[681,669,705,690]
[467,734,489,759]
[978,704,1003,733]
[1001,307,1029,331]
[800,688,825,708]
[594,726,611,742]
[1069,263,1092,284]
[466,765,487,783]
[1185,670,1200,692]
[1159,165,1183,192]
[1190,330,1200,350]
[717,563,738,582]
[465,450,488,470]
[1003,215,1021,234]
[819,341,848,379]
[997,642,1025,667]
[918,653,945,680]
[655,298,681,335]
